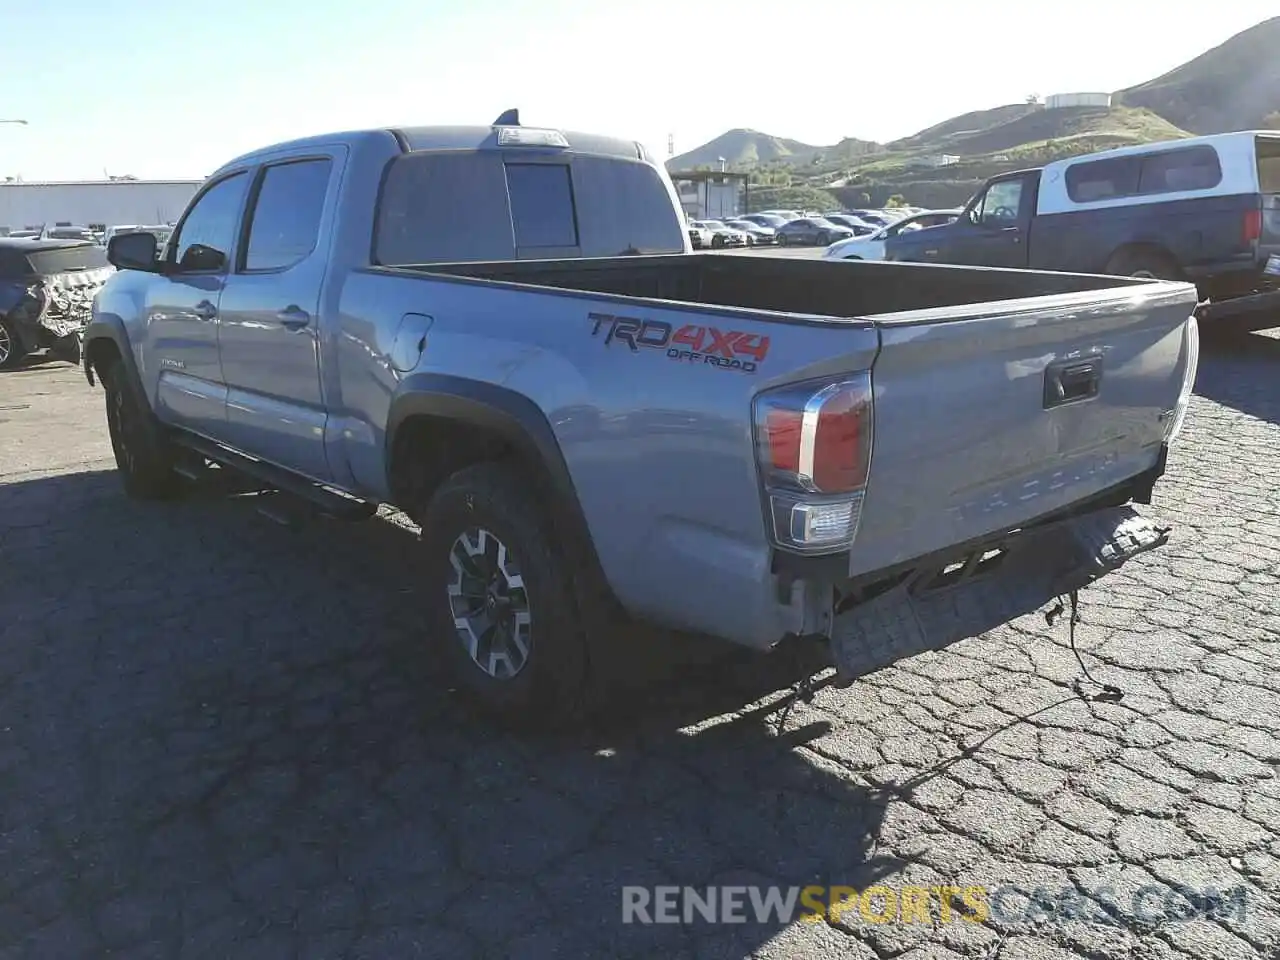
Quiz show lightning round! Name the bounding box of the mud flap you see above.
[829,504,1170,681]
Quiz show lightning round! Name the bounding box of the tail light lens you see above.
[753,372,873,553]
[1164,315,1199,444]
[1243,209,1262,245]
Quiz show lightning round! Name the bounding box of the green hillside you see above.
[670,14,1278,209]
[668,129,821,170]
[1115,16,1280,134]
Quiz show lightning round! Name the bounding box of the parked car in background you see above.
[724,218,776,245]
[846,209,895,227]
[738,213,790,230]
[824,209,962,261]
[822,214,877,235]
[84,114,1198,725]
[775,216,855,246]
[0,238,113,368]
[104,224,174,250]
[883,131,1280,332]
[43,226,99,242]
[761,209,802,221]
[686,221,713,249]
[692,219,749,248]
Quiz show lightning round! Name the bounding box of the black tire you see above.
[711,235,724,249]
[419,460,590,726]
[0,318,28,370]
[1105,248,1182,281]
[101,358,184,500]
[777,234,789,247]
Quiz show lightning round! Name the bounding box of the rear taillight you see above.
[1243,209,1262,245]
[753,373,873,553]
[1164,315,1199,444]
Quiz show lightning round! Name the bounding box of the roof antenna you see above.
[493,108,520,126]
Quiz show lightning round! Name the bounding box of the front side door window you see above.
[169,173,249,272]
[975,179,1025,228]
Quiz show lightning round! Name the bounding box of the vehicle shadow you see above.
[1195,327,1280,425]
[0,469,910,959]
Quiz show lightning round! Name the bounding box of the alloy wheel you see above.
[0,325,10,366]
[447,527,533,680]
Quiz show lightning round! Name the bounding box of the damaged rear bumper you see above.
[829,504,1170,681]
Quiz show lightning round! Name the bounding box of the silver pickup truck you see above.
[83,113,1201,722]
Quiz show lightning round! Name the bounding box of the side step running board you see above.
[171,434,377,522]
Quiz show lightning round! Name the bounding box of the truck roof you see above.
[216,122,650,176]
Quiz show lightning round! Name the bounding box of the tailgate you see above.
[849,282,1197,578]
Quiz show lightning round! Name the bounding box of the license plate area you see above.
[829,504,1169,680]
[1264,255,1280,277]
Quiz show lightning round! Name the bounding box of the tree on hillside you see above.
[885,194,907,208]
[857,191,871,206]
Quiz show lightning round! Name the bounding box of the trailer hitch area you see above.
[828,504,1170,682]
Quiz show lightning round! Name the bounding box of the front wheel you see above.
[777,234,789,246]
[420,461,590,726]
[0,318,27,370]
[101,359,184,499]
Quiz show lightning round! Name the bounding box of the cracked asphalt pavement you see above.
[1,330,1278,960]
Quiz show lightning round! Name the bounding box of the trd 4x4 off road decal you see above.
[588,312,769,374]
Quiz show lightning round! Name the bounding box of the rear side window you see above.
[1137,146,1222,193]
[374,152,514,264]
[243,158,332,271]
[1065,156,1142,203]
[1065,146,1222,203]
[505,164,578,248]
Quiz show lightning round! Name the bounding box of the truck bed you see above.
[412,252,1150,321]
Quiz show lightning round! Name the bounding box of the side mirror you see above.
[106,231,159,271]
[178,243,226,273]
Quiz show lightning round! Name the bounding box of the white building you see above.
[1045,92,1112,110]
[0,180,202,233]
[668,171,747,220]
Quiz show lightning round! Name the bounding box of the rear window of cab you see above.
[373,151,686,264]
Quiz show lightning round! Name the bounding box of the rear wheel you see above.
[0,318,27,370]
[419,461,590,726]
[777,233,789,247]
[101,359,184,499]
[1106,248,1182,281]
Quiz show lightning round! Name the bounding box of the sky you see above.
[1,0,1275,181]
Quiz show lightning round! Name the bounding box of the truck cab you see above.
[885,170,1039,268]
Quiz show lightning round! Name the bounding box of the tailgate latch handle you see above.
[1044,357,1102,408]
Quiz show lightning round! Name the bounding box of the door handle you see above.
[193,300,217,321]
[276,306,311,330]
